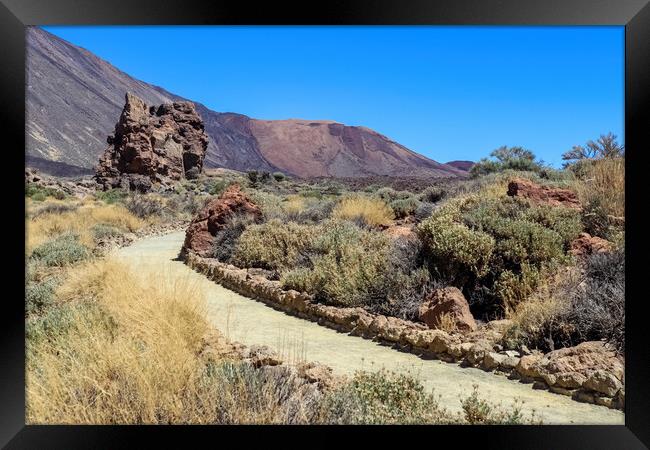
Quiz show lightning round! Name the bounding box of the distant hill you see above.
[26,27,465,179]
[445,160,475,172]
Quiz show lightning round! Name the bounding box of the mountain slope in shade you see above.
[445,160,475,172]
[26,27,464,179]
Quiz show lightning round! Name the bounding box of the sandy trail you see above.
[115,232,624,424]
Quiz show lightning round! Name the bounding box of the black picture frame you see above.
[2,0,649,448]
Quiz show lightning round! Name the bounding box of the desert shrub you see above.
[418,186,446,203]
[460,385,534,424]
[30,202,78,219]
[503,249,625,352]
[26,277,59,316]
[95,189,128,205]
[210,214,259,263]
[30,234,89,267]
[233,220,316,271]
[281,220,390,307]
[318,369,449,425]
[375,187,412,202]
[185,167,200,180]
[367,236,433,320]
[166,191,207,217]
[418,213,495,281]
[208,179,232,196]
[390,197,421,219]
[124,194,166,219]
[91,224,124,241]
[332,195,393,228]
[413,202,436,222]
[26,184,67,201]
[273,172,286,182]
[493,263,542,315]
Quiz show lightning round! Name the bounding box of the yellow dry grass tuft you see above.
[332,195,393,227]
[26,259,210,424]
[282,195,306,214]
[26,203,145,252]
[573,157,625,218]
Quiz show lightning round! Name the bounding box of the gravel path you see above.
[115,232,624,424]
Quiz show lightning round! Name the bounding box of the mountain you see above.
[445,160,475,172]
[26,27,465,179]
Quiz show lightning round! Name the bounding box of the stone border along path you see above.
[115,231,624,424]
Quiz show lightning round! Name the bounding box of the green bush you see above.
[418,186,446,203]
[233,220,316,271]
[281,220,391,307]
[272,172,286,182]
[30,234,89,267]
[26,277,58,316]
[91,224,124,241]
[418,214,495,280]
[96,189,128,205]
[26,184,67,201]
[390,197,421,219]
[318,369,448,424]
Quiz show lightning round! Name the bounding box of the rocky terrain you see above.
[446,160,475,172]
[95,93,209,192]
[26,27,464,179]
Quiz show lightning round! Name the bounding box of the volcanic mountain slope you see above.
[26,27,464,179]
[445,160,475,172]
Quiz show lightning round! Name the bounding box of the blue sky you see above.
[43,26,624,167]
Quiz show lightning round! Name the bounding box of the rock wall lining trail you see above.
[183,250,624,411]
[114,232,623,423]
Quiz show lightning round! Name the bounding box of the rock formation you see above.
[570,232,612,258]
[183,185,262,257]
[507,177,581,209]
[95,93,208,192]
[418,287,477,332]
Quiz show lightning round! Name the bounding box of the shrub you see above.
[95,189,128,204]
[418,213,495,280]
[26,184,66,201]
[30,202,79,219]
[281,220,391,307]
[233,220,316,271]
[91,224,124,241]
[418,186,445,203]
[390,197,421,219]
[375,187,412,202]
[413,202,436,222]
[26,277,58,316]
[208,179,232,196]
[210,214,258,263]
[124,194,166,219]
[503,249,625,352]
[30,234,89,267]
[273,172,286,182]
[332,195,393,228]
[318,369,449,424]
[460,385,534,424]
[493,263,541,314]
[185,167,200,180]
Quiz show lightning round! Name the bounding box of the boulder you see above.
[95,92,208,191]
[183,184,262,256]
[570,233,613,258]
[584,369,623,397]
[244,344,283,368]
[418,287,477,332]
[507,177,581,209]
[483,352,506,370]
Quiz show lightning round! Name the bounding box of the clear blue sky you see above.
[43,26,624,167]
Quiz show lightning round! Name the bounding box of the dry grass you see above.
[26,202,145,252]
[26,260,211,424]
[332,195,393,227]
[282,195,306,214]
[574,157,625,218]
[436,312,460,333]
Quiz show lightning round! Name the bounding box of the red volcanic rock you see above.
[507,177,581,209]
[183,185,261,256]
[418,287,477,332]
[95,92,208,191]
[570,232,612,258]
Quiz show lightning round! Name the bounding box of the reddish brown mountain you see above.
[26,27,465,179]
[445,160,475,172]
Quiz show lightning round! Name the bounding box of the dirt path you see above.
[115,232,624,424]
